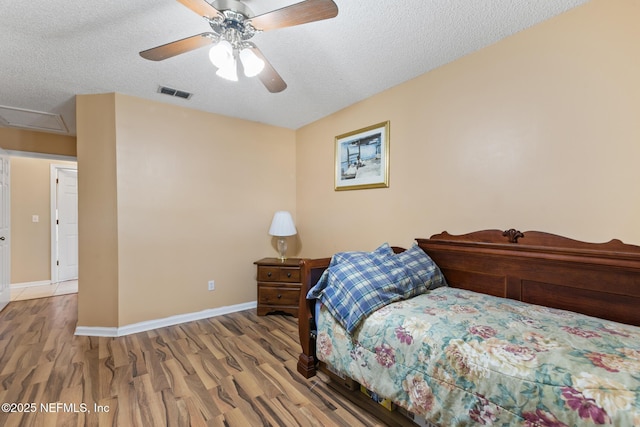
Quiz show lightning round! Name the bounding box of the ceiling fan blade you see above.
[140,33,215,61]
[247,44,287,93]
[175,0,220,18]
[249,0,338,32]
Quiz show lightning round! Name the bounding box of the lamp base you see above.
[276,237,288,261]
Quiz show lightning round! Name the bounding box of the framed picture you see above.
[335,121,390,191]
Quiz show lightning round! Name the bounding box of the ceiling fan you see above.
[140,0,339,93]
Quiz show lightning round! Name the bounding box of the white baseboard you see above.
[11,280,52,289]
[75,301,258,337]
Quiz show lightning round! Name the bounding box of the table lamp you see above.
[268,211,297,261]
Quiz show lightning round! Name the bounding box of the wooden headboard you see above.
[297,229,640,378]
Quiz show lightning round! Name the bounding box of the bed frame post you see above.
[297,257,330,378]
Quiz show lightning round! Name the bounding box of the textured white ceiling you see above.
[0,0,589,135]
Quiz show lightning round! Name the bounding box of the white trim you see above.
[10,280,52,289]
[73,326,117,337]
[5,150,76,162]
[75,301,258,337]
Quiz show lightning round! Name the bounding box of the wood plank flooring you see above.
[0,294,413,426]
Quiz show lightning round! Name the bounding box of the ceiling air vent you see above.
[158,86,193,100]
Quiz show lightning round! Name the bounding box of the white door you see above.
[55,168,78,282]
[0,152,10,312]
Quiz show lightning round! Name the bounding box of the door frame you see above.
[50,163,78,284]
[0,149,10,312]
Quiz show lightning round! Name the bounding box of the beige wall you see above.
[76,93,120,327]
[77,93,296,327]
[295,0,640,257]
[9,157,76,283]
[0,127,76,157]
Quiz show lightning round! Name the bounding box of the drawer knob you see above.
[287,272,292,278]
[267,272,272,277]
[277,294,282,299]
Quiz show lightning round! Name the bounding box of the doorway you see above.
[6,155,77,302]
[51,165,78,284]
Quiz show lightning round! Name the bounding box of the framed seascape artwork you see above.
[334,121,390,191]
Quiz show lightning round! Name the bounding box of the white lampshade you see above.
[216,58,238,81]
[239,48,265,77]
[269,211,297,237]
[209,40,233,69]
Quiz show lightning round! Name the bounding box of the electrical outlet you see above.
[208,280,215,291]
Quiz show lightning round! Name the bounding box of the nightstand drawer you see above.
[257,266,301,283]
[258,286,300,306]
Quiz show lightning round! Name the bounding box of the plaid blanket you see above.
[307,244,446,333]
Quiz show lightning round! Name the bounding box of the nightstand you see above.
[254,257,303,317]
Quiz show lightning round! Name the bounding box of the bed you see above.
[297,229,640,426]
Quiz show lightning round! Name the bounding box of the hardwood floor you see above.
[0,294,413,426]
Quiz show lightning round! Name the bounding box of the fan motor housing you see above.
[211,0,254,18]
[209,2,257,41]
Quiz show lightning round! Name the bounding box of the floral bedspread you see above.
[315,287,640,426]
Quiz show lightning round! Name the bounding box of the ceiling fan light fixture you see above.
[239,48,265,77]
[216,58,239,81]
[209,39,234,68]
[140,0,339,92]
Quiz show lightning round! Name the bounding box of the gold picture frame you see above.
[334,121,390,191]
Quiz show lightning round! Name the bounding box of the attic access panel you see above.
[0,105,68,134]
